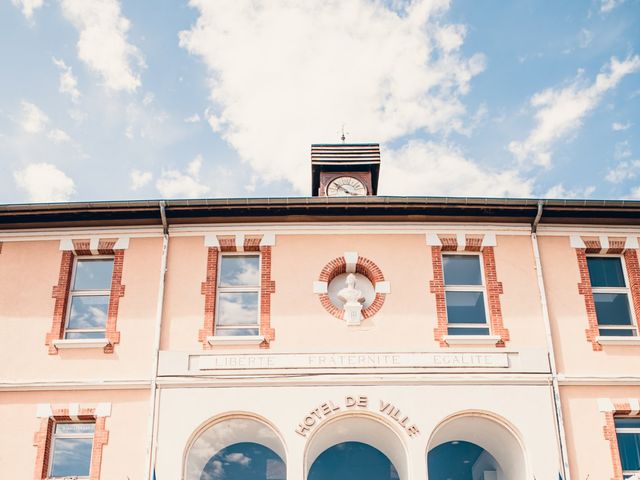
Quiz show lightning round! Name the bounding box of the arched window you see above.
[201,442,285,480]
[185,416,286,480]
[428,440,500,480]
[308,442,399,480]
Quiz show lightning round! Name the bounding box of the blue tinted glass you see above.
[428,441,498,479]
[617,418,640,429]
[594,293,633,326]
[50,437,93,477]
[587,257,625,287]
[445,292,486,324]
[56,423,95,434]
[217,292,259,326]
[599,328,636,337]
[67,295,109,329]
[617,433,640,470]
[65,331,107,339]
[201,442,285,480]
[308,442,399,480]
[73,259,114,290]
[220,256,260,287]
[447,327,491,335]
[443,255,482,285]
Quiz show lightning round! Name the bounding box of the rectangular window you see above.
[49,422,95,477]
[443,254,489,335]
[64,257,114,339]
[615,417,640,478]
[216,254,260,336]
[587,257,637,337]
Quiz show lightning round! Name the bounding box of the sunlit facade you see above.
[1,144,640,479]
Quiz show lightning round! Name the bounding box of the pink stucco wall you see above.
[0,237,162,381]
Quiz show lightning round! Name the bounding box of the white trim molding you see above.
[53,338,110,349]
[442,335,502,346]
[596,336,640,346]
[207,335,265,346]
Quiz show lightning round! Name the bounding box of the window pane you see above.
[593,293,633,326]
[617,418,640,429]
[218,292,259,326]
[219,256,260,287]
[447,327,491,335]
[599,328,636,337]
[50,437,93,477]
[445,291,487,324]
[67,295,109,329]
[73,259,114,290]
[617,432,640,471]
[55,423,95,434]
[587,257,626,287]
[65,331,107,339]
[215,327,260,336]
[443,255,482,285]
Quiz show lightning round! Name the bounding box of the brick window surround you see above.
[199,234,276,349]
[602,400,639,480]
[45,239,126,354]
[574,235,640,351]
[33,407,108,480]
[317,254,386,321]
[429,233,509,347]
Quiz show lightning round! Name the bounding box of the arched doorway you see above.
[427,412,527,480]
[309,441,400,480]
[184,415,286,480]
[428,440,501,480]
[304,413,408,480]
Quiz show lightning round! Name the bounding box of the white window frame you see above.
[63,255,114,340]
[215,252,261,336]
[48,421,95,478]
[587,254,638,337]
[615,417,640,478]
[443,252,491,335]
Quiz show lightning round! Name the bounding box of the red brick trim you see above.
[0,241,3,254]
[602,401,634,480]
[33,408,108,480]
[430,246,509,347]
[46,248,126,354]
[199,242,276,348]
[577,248,640,351]
[199,246,219,349]
[483,246,509,347]
[317,255,386,321]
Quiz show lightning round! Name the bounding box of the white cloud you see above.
[14,163,75,202]
[52,57,81,102]
[509,55,640,167]
[543,183,596,199]
[601,0,624,13]
[578,29,593,49]
[47,128,71,143]
[156,155,209,198]
[11,0,43,19]
[612,121,631,131]
[184,113,201,123]
[130,169,152,190]
[143,92,155,105]
[180,0,485,192]
[60,0,143,92]
[224,452,251,466]
[381,141,533,197]
[605,160,640,183]
[19,101,49,133]
[630,186,640,199]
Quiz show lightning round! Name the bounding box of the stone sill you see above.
[443,335,502,346]
[53,338,109,349]
[207,335,265,346]
[596,336,640,346]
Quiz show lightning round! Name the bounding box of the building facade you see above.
[1,144,640,479]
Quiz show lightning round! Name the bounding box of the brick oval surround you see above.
[317,255,386,321]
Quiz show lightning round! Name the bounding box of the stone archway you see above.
[184,414,286,480]
[426,411,527,480]
[304,413,408,480]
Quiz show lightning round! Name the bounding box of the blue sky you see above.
[1,0,639,204]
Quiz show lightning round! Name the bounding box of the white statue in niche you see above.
[338,273,365,326]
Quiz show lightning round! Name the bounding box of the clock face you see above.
[326,176,367,197]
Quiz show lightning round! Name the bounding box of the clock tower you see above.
[311,143,381,197]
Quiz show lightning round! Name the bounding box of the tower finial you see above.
[340,124,349,143]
